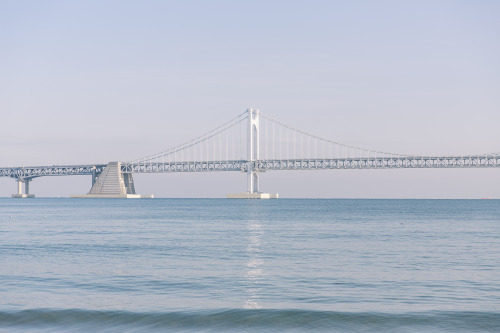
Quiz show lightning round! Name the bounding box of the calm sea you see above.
[0,198,499,332]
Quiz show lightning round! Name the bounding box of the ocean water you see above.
[0,198,499,332]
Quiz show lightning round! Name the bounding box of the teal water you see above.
[0,198,499,332]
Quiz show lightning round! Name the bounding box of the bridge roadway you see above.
[0,164,107,181]
[1,155,499,181]
[125,154,500,173]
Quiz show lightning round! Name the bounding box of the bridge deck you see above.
[0,164,107,181]
[1,155,499,180]
[122,155,500,174]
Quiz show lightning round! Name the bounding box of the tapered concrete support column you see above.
[17,180,22,195]
[25,180,30,195]
[71,162,153,198]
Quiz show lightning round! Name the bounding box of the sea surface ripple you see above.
[1,198,499,332]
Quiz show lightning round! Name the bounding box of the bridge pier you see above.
[12,179,35,198]
[92,166,97,187]
[71,162,153,198]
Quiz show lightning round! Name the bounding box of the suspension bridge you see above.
[2,108,499,198]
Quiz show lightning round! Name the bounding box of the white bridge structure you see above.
[2,108,500,198]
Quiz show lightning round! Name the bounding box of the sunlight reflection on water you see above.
[244,221,263,309]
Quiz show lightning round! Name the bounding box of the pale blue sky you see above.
[1,1,499,198]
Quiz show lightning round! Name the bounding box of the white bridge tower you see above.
[227,108,278,199]
[248,107,260,194]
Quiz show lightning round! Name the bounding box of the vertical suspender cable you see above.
[279,125,282,161]
[293,130,296,160]
[272,121,275,160]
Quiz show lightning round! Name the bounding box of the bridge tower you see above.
[227,108,278,199]
[248,107,260,194]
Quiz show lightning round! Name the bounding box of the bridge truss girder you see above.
[1,155,499,197]
[0,164,107,181]
[2,156,498,181]
[256,156,500,171]
[122,160,247,174]
[122,155,500,175]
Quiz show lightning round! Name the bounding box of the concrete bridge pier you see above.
[71,162,153,198]
[12,179,35,198]
[92,166,97,187]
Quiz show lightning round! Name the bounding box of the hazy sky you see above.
[1,1,499,198]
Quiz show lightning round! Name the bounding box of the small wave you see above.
[0,308,498,332]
